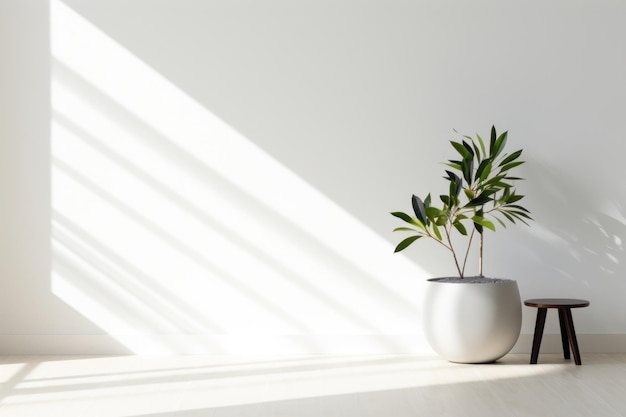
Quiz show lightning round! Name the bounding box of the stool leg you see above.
[530,308,547,364]
[563,308,582,365]
[558,309,571,360]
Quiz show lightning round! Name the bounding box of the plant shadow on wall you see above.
[515,159,626,326]
[50,0,422,354]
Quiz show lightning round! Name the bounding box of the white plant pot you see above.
[423,277,522,363]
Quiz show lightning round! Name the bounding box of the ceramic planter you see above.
[423,277,522,363]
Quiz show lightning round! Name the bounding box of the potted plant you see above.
[391,126,532,363]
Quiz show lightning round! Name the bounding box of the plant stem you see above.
[444,222,464,278]
[461,228,475,277]
[479,231,484,277]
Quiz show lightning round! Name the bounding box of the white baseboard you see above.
[1,334,625,355]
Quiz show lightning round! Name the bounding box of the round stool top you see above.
[524,298,589,308]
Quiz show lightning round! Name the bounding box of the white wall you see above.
[0,0,128,353]
[1,0,626,354]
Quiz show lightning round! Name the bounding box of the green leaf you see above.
[431,223,443,240]
[474,209,484,234]
[495,216,507,228]
[503,193,524,204]
[500,210,516,223]
[425,206,441,223]
[445,171,462,199]
[499,149,523,166]
[462,157,473,184]
[446,160,463,171]
[462,141,475,157]
[440,195,451,206]
[444,170,459,181]
[491,131,508,159]
[505,204,531,213]
[412,195,427,225]
[391,212,425,230]
[507,210,533,220]
[394,235,422,252]
[475,159,492,181]
[391,211,413,223]
[472,216,496,232]
[506,211,531,225]
[500,210,515,223]
[465,194,493,207]
[489,126,497,155]
[451,141,472,159]
[435,214,448,226]
[450,180,461,199]
[471,141,482,161]
[478,188,499,198]
[453,220,468,235]
[424,193,432,209]
[476,133,486,157]
[499,160,524,173]
[393,227,419,233]
[480,174,507,190]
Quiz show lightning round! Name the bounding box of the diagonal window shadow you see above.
[51,58,419,327]
[53,211,228,334]
[51,0,426,354]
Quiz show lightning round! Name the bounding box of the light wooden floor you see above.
[0,354,625,416]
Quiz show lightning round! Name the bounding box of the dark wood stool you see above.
[524,298,590,365]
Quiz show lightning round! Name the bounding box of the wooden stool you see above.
[524,298,590,365]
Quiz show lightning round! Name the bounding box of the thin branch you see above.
[444,221,464,277]
[479,231,484,276]
[461,228,476,277]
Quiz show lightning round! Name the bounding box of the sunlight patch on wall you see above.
[50,0,425,354]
